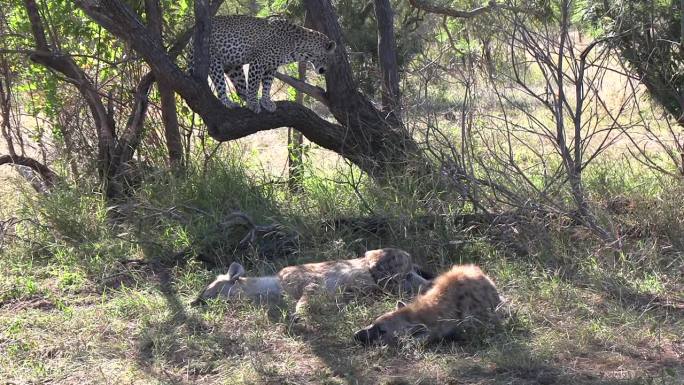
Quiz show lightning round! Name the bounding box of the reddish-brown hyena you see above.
[354,264,501,345]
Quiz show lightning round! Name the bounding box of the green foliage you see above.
[1,2,684,381]
[590,0,684,119]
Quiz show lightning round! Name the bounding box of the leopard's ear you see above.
[396,300,407,309]
[325,41,336,53]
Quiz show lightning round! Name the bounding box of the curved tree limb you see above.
[24,0,116,176]
[118,0,224,168]
[22,0,226,200]
[0,154,58,190]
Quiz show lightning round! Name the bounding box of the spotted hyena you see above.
[354,264,501,345]
[192,248,432,314]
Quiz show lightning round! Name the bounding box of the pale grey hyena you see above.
[193,248,431,313]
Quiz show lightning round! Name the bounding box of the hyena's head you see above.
[192,262,279,305]
[354,301,428,345]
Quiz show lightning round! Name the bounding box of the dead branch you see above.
[407,0,532,18]
[274,72,329,106]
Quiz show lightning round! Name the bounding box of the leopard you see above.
[189,15,336,113]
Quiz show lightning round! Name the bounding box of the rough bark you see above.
[145,0,184,170]
[288,61,306,193]
[23,0,122,197]
[191,0,211,83]
[159,85,184,170]
[76,0,428,179]
[374,0,402,120]
[301,0,423,176]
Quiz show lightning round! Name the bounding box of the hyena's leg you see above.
[402,271,431,295]
[225,65,247,102]
[210,61,238,108]
[245,62,265,113]
[259,69,277,112]
[294,282,321,315]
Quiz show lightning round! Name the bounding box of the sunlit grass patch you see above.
[0,148,682,384]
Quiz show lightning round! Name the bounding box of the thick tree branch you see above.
[191,0,211,82]
[145,0,183,169]
[117,0,224,166]
[23,0,48,48]
[198,100,386,171]
[76,0,215,115]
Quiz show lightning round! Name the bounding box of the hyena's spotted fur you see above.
[354,264,501,345]
[192,248,431,313]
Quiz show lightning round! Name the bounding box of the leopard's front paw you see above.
[220,97,239,109]
[247,100,261,114]
[260,98,277,112]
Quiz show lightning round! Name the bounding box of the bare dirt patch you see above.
[0,295,55,311]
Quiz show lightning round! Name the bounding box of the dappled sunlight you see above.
[2,0,684,384]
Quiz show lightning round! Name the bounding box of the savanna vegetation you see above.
[0,0,682,384]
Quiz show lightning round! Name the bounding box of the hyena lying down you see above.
[354,264,501,345]
[192,248,432,313]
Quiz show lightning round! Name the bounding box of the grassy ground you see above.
[0,151,682,385]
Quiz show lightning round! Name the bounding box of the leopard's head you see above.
[295,31,336,75]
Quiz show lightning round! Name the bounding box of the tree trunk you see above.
[300,0,423,176]
[288,61,306,193]
[145,0,184,171]
[24,0,119,197]
[0,78,17,157]
[374,0,402,120]
[159,84,184,170]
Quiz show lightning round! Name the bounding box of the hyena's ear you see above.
[396,300,407,309]
[227,262,245,281]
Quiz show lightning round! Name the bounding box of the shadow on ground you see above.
[132,260,246,383]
